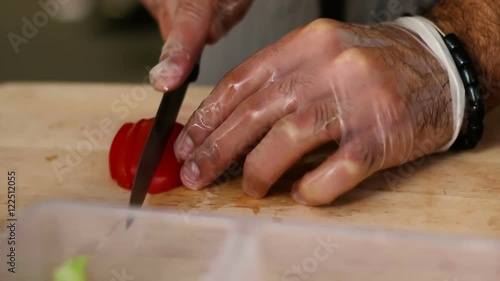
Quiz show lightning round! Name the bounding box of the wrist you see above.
[425,0,500,113]
[393,11,492,150]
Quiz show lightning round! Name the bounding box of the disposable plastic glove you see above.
[174,19,454,206]
[142,0,254,91]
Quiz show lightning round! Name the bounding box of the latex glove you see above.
[142,0,254,91]
[174,19,453,206]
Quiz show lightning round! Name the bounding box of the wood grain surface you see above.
[0,82,499,238]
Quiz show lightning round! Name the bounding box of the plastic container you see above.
[1,201,500,281]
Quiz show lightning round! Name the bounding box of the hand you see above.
[173,19,454,206]
[142,0,254,91]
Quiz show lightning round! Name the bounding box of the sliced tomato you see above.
[116,120,142,189]
[128,119,152,183]
[109,118,184,194]
[109,123,132,188]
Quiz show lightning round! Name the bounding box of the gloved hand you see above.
[142,0,254,91]
[173,19,454,206]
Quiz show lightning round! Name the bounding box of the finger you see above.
[179,67,332,190]
[156,0,179,39]
[174,22,345,161]
[150,0,214,92]
[292,138,383,206]
[173,53,278,161]
[242,100,341,198]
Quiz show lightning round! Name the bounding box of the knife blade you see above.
[126,63,200,227]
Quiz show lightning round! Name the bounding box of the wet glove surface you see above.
[173,19,453,206]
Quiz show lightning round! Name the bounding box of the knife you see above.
[126,63,200,228]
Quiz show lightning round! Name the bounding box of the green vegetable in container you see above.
[52,255,88,281]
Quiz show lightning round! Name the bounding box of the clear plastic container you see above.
[1,201,500,281]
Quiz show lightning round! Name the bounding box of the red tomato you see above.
[109,123,132,188]
[109,118,184,194]
[127,119,148,182]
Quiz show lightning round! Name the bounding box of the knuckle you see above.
[219,68,245,91]
[334,47,378,73]
[344,140,382,172]
[191,106,216,132]
[306,18,339,35]
[302,19,343,47]
[240,98,265,123]
[199,138,221,164]
[276,73,318,112]
[275,117,301,143]
[330,48,383,87]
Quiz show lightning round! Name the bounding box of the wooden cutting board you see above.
[0,82,499,238]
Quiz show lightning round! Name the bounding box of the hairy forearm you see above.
[426,0,500,113]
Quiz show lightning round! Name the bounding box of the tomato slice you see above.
[109,123,132,187]
[109,119,184,194]
[118,120,142,189]
[128,119,152,183]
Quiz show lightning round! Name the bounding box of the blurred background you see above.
[1,0,433,86]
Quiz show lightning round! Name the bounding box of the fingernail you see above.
[181,160,201,190]
[242,181,260,198]
[176,135,194,160]
[149,60,182,92]
[149,37,189,92]
[291,183,308,205]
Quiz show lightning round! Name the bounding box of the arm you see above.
[426,0,500,113]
